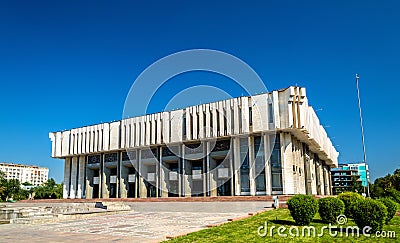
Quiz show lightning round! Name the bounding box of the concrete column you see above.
[319,162,325,195]
[178,152,182,197]
[101,154,110,198]
[182,144,192,197]
[328,166,333,195]
[155,149,160,198]
[160,148,168,197]
[138,150,147,198]
[249,136,256,196]
[208,141,217,197]
[205,142,210,196]
[85,163,93,199]
[203,145,208,197]
[69,157,78,199]
[298,141,307,194]
[314,158,322,195]
[310,154,317,195]
[76,156,86,198]
[184,163,192,196]
[264,134,272,195]
[281,133,294,195]
[119,159,128,198]
[233,137,241,196]
[63,158,71,199]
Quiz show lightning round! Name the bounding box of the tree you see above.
[22,181,32,186]
[0,171,6,200]
[370,168,400,202]
[350,175,363,193]
[32,178,63,199]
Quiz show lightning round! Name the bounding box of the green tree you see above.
[33,178,63,199]
[0,178,29,201]
[22,181,32,186]
[350,175,363,193]
[0,171,6,200]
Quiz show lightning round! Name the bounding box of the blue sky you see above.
[0,1,399,183]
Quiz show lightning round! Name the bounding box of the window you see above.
[249,107,253,126]
[268,103,274,123]
[254,136,266,192]
[272,173,283,191]
[240,137,250,193]
[238,107,242,132]
[182,113,186,138]
[270,134,283,191]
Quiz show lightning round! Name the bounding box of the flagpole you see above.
[356,74,370,197]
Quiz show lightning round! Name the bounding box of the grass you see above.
[166,209,400,242]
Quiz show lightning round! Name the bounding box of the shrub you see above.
[379,198,397,223]
[337,192,364,218]
[318,197,345,223]
[385,188,400,204]
[352,199,387,233]
[287,194,318,226]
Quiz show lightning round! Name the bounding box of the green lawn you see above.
[167,209,399,242]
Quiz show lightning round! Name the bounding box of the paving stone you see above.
[0,201,269,242]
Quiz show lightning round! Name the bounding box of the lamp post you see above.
[355,74,370,197]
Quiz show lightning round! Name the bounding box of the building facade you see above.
[331,163,369,195]
[0,163,49,186]
[49,86,338,199]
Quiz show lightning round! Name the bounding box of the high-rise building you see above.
[49,86,338,199]
[0,162,49,186]
[331,163,369,195]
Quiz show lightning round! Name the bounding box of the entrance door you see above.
[217,179,231,196]
[128,183,135,198]
[191,160,203,197]
[145,181,157,197]
[168,162,179,197]
[109,183,117,198]
[240,169,250,194]
[93,184,99,198]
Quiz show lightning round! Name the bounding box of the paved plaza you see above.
[0,201,270,242]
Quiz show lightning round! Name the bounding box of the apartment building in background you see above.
[0,162,49,186]
[331,162,369,195]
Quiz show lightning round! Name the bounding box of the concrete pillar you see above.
[85,164,93,199]
[207,141,217,197]
[69,157,78,199]
[310,154,317,195]
[63,158,71,199]
[101,154,109,198]
[155,149,160,198]
[233,137,241,196]
[76,156,86,198]
[328,166,333,195]
[264,134,272,195]
[184,164,192,197]
[205,142,210,196]
[178,153,182,197]
[319,162,325,195]
[281,133,294,195]
[138,150,147,198]
[249,136,256,196]
[160,147,168,198]
[119,157,128,198]
[182,144,192,197]
[204,150,208,197]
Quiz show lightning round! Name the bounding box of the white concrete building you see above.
[49,86,338,199]
[0,163,49,186]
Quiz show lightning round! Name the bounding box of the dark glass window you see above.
[268,103,274,123]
